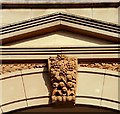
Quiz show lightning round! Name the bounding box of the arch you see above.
[0,67,119,113]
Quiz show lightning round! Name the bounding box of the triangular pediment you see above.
[1,12,119,46]
[8,31,113,47]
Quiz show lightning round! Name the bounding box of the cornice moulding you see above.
[0,46,120,62]
[1,12,120,45]
[1,1,120,8]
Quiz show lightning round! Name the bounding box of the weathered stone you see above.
[66,75,72,80]
[54,75,61,81]
[59,82,65,88]
[57,96,62,102]
[68,90,75,96]
[62,96,66,102]
[67,82,73,88]
[52,96,57,103]
[62,87,67,93]
[72,96,76,101]
[48,54,78,105]
[1,62,119,75]
[53,82,59,88]
[66,96,73,102]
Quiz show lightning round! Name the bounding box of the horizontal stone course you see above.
[0,63,119,75]
[2,0,119,3]
[0,65,119,80]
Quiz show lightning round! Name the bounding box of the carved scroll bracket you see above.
[48,54,78,105]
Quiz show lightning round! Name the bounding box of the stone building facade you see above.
[0,0,120,113]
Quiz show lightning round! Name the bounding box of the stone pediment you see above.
[6,31,114,47]
[1,12,120,46]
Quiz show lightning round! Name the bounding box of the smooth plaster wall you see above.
[9,31,113,47]
[0,8,119,26]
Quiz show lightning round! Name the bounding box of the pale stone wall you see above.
[0,8,119,26]
[0,3,119,113]
[9,31,113,47]
[0,67,119,113]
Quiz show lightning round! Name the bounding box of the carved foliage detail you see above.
[48,55,78,105]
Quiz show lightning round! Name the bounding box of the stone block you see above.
[76,72,104,97]
[27,98,49,107]
[2,101,27,113]
[102,75,119,102]
[101,100,119,110]
[76,97,100,106]
[2,76,26,105]
[22,73,50,99]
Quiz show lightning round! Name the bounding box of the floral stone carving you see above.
[48,54,78,105]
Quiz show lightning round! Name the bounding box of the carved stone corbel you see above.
[48,54,78,105]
